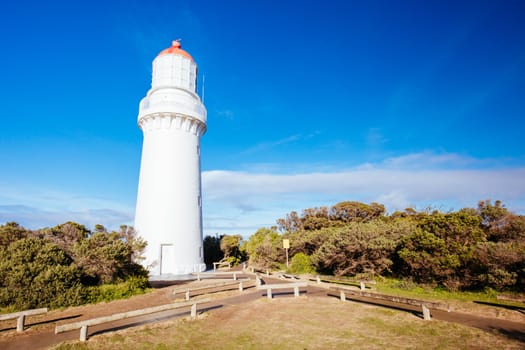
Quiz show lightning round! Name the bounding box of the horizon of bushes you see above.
[237,199,525,292]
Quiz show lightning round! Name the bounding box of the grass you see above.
[375,277,524,307]
[51,297,523,350]
[310,273,524,311]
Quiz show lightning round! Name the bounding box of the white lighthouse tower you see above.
[135,40,207,276]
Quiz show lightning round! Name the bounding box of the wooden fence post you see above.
[340,290,346,302]
[233,272,237,281]
[294,286,299,297]
[256,274,261,287]
[185,290,190,301]
[422,305,431,320]
[239,281,243,292]
[190,303,197,319]
[16,315,25,332]
[360,282,365,291]
[80,325,88,341]
[267,288,273,300]
[316,275,321,284]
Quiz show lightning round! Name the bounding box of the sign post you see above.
[283,239,290,268]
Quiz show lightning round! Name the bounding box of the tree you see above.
[471,241,525,289]
[276,211,303,233]
[0,238,85,309]
[0,222,29,247]
[39,221,90,256]
[396,210,486,290]
[314,220,411,277]
[117,225,147,264]
[477,200,525,242]
[220,234,245,265]
[244,228,283,268]
[203,235,223,267]
[74,230,147,284]
[330,201,386,223]
[288,252,315,274]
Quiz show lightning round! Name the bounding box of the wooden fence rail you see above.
[258,282,308,300]
[336,289,449,320]
[55,299,210,341]
[173,280,254,300]
[194,271,244,281]
[212,261,231,270]
[0,307,48,332]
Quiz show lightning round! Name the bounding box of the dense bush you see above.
[0,222,149,311]
[244,228,284,268]
[249,200,525,292]
[86,276,150,304]
[288,253,315,274]
[314,220,413,277]
[220,234,246,265]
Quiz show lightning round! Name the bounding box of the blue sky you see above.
[1,0,524,237]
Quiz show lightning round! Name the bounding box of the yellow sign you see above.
[283,239,290,249]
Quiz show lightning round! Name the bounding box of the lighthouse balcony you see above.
[138,96,206,125]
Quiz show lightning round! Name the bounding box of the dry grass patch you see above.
[52,296,523,350]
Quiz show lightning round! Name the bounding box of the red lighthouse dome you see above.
[157,40,194,61]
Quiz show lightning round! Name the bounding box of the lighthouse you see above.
[135,40,207,276]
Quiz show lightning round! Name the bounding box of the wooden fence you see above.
[0,307,48,332]
[55,299,210,341]
[173,279,254,300]
[257,282,308,300]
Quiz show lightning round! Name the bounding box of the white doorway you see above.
[160,244,175,275]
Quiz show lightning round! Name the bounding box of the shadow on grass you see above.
[486,326,525,343]
[326,292,423,318]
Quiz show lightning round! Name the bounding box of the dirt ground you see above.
[1,275,524,349]
[53,295,525,349]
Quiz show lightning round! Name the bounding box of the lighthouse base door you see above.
[160,244,176,275]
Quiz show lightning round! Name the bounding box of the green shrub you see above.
[288,253,315,274]
[86,276,150,304]
[0,238,87,310]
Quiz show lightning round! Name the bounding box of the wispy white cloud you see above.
[381,151,479,169]
[202,152,525,235]
[239,132,320,155]
[239,134,302,155]
[203,167,525,202]
[3,152,524,238]
[0,185,134,230]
